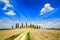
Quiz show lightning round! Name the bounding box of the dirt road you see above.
[14,31,29,40]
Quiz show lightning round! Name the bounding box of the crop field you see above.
[0,28,60,40]
[30,29,60,40]
[0,28,34,40]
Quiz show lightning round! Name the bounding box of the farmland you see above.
[0,28,34,40]
[30,29,60,40]
[0,28,60,40]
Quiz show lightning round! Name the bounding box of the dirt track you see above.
[14,31,29,40]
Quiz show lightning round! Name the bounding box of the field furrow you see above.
[30,29,60,40]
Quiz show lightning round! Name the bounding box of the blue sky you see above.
[0,0,60,28]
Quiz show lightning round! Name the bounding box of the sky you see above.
[0,0,60,29]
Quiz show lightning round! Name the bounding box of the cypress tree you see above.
[15,23,19,28]
[37,25,38,29]
[12,25,13,29]
[26,22,27,28]
[21,23,23,28]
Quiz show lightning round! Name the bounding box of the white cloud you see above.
[0,0,16,16]
[40,3,54,15]
[5,10,16,16]
[0,0,13,10]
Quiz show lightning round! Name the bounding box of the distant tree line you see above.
[12,22,41,29]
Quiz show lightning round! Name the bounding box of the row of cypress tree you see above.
[12,22,41,29]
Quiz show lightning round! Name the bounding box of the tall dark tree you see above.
[21,23,23,28]
[37,25,38,29]
[15,23,19,28]
[26,22,27,28]
[39,25,41,29]
[12,25,13,29]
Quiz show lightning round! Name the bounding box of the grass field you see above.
[0,28,60,40]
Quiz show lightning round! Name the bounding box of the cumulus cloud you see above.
[0,0,16,16]
[40,3,55,15]
[5,10,16,16]
[0,0,13,10]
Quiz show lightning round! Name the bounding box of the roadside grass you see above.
[25,32,30,40]
[5,34,20,40]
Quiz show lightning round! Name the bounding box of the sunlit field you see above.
[0,28,34,40]
[0,28,60,40]
[30,29,60,40]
